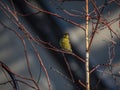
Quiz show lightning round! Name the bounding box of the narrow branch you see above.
[78,80,86,88]
[62,53,75,82]
[85,0,90,90]
[24,0,85,31]
[0,61,19,90]
[30,41,51,90]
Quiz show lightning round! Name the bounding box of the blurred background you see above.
[0,0,120,90]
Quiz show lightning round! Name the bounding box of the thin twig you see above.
[62,53,75,82]
[85,0,90,90]
[24,0,85,31]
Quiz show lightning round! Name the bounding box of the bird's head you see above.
[63,33,69,39]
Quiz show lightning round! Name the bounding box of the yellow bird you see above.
[59,33,72,52]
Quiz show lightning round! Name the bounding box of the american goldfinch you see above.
[59,33,72,52]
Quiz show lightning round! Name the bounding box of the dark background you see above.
[0,0,120,90]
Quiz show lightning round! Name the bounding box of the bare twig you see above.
[85,0,90,90]
[62,53,75,82]
[24,0,85,31]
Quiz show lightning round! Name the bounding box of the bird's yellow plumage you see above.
[59,33,72,52]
